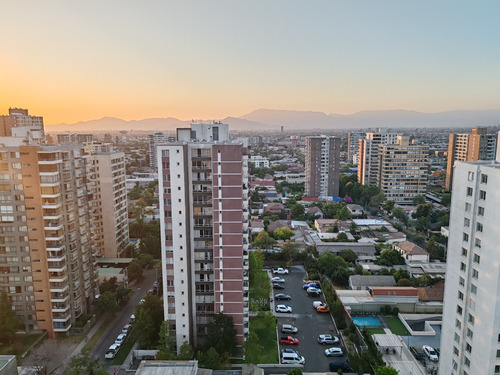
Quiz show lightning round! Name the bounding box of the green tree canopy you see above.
[252,231,276,249]
[392,207,408,227]
[128,260,144,282]
[0,291,22,344]
[64,351,108,375]
[335,206,351,220]
[204,313,237,357]
[382,200,395,213]
[338,249,358,264]
[157,321,175,360]
[273,227,294,240]
[198,347,222,370]
[178,341,194,360]
[93,291,118,315]
[375,249,405,267]
[243,332,263,364]
[290,203,305,219]
[375,366,399,375]
[134,294,164,349]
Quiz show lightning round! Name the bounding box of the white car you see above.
[423,345,438,362]
[276,304,292,313]
[318,334,340,345]
[105,344,120,359]
[272,277,285,283]
[325,347,343,357]
[115,333,127,346]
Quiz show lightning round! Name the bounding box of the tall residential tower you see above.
[304,136,341,198]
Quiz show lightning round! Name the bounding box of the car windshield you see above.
[429,349,436,355]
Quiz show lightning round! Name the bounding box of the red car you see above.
[279,336,299,345]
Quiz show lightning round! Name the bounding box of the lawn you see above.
[0,332,46,357]
[366,328,386,335]
[249,314,278,363]
[112,334,135,365]
[386,316,411,336]
[249,270,270,311]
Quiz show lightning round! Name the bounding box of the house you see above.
[347,204,364,217]
[263,202,284,215]
[407,262,446,279]
[267,220,292,233]
[250,219,264,233]
[314,218,340,233]
[349,275,396,290]
[394,241,430,263]
[417,280,445,302]
[316,242,376,258]
[306,206,323,218]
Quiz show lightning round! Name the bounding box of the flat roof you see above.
[97,258,133,264]
[136,360,198,375]
[98,268,123,275]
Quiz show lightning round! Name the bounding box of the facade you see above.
[0,108,44,139]
[347,132,365,164]
[304,136,340,198]
[148,132,173,169]
[358,131,398,186]
[377,136,428,204]
[56,134,94,144]
[439,160,500,375]
[445,127,497,191]
[157,125,249,352]
[249,155,269,168]
[87,152,129,258]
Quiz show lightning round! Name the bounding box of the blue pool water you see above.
[352,316,382,327]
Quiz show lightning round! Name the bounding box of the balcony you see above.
[49,273,68,283]
[48,264,67,273]
[50,284,69,293]
[51,293,69,303]
[51,304,70,313]
[44,221,63,231]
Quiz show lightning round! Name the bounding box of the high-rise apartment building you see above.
[347,132,365,164]
[0,141,98,337]
[87,152,129,258]
[148,132,175,169]
[57,134,94,144]
[157,123,249,352]
[439,160,500,375]
[304,136,341,198]
[357,130,398,186]
[445,127,497,191]
[377,136,428,204]
[0,108,44,139]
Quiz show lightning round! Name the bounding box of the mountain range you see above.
[45,109,500,132]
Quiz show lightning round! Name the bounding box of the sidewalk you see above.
[71,316,107,357]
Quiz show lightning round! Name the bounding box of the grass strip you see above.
[112,334,135,365]
[82,316,115,353]
[249,314,278,363]
[386,316,411,336]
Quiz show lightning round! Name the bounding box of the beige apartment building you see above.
[377,136,428,204]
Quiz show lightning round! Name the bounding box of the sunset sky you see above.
[1,1,499,124]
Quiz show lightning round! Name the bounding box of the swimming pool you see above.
[352,316,382,327]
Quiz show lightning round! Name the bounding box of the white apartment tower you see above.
[358,130,398,186]
[304,136,341,198]
[157,123,249,352]
[439,160,500,375]
[148,132,173,169]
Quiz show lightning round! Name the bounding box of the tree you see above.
[134,294,164,349]
[243,332,263,363]
[249,250,264,282]
[281,241,301,263]
[441,194,451,205]
[142,233,161,259]
[64,351,108,375]
[128,260,144,282]
[273,227,294,241]
[99,277,118,294]
[204,313,237,357]
[290,203,305,219]
[336,232,349,242]
[392,207,408,227]
[198,347,222,370]
[375,249,405,267]
[375,366,399,375]
[93,291,118,315]
[412,195,426,205]
[178,341,194,360]
[335,206,351,220]
[252,231,276,249]
[287,368,303,375]
[338,249,358,264]
[157,321,175,359]
[0,291,22,344]
[397,278,412,286]
[382,200,395,213]
[393,268,410,282]
[369,192,386,208]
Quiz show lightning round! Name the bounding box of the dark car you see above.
[273,283,285,289]
[275,293,291,300]
[329,361,349,372]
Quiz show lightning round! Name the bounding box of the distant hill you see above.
[45,109,500,132]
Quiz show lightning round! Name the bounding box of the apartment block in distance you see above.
[445,127,497,191]
[439,160,500,375]
[148,132,175,169]
[0,108,44,138]
[347,132,365,164]
[358,130,398,186]
[304,136,341,198]
[157,123,249,352]
[376,136,428,204]
[0,137,98,337]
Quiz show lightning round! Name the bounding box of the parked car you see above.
[275,293,291,300]
[281,348,300,355]
[423,345,439,362]
[279,336,299,345]
[129,314,135,323]
[329,361,349,372]
[281,324,298,334]
[307,288,322,297]
[276,304,292,313]
[273,268,289,274]
[122,324,131,335]
[312,301,325,309]
[318,334,340,345]
[105,344,120,359]
[325,347,343,357]
[316,305,330,313]
[115,333,127,346]
[281,351,305,364]
[303,282,321,289]
[410,346,425,360]
[272,277,285,283]
[273,283,285,289]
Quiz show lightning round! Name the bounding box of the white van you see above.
[281,352,305,365]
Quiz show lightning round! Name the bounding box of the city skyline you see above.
[2,1,500,124]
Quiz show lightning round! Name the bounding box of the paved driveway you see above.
[271,264,347,373]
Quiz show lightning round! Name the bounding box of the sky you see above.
[1,1,500,124]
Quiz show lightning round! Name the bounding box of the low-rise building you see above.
[394,241,430,263]
[348,275,396,290]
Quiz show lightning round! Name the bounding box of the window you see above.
[463,233,469,242]
[471,284,477,294]
[460,262,466,271]
[480,190,486,200]
[456,319,461,329]
[465,202,471,212]
[454,346,459,355]
[468,314,475,325]
[464,357,470,367]
[481,174,488,184]
[454,332,460,342]
[458,291,464,300]
[468,172,474,181]
[472,269,479,279]
[464,218,470,227]
[467,328,473,339]
[462,248,468,257]
[477,222,483,232]
[474,254,480,263]
[478,206,485,216]
[467,187,473,196]
[475,238,481,248]
[457,305,463,315]
[495,365,500,373]
[459,277,465,286]
[466,343,472,353]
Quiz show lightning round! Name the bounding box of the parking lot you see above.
[271,264,348,372]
